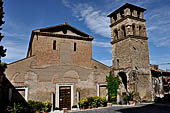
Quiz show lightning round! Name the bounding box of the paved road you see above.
[68,104,170,113]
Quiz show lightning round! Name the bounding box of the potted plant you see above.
[92,102,97,108]
[7,102,23,113]
[42,101,52,113]
[78,98,88,110]
[127,91,136,105]
[87,97,93,109]
[35,101,42,113]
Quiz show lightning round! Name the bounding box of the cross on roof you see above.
[64,18,67,24]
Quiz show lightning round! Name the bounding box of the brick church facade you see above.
[5,23,110,110]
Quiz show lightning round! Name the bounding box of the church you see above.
[4,3,153,110]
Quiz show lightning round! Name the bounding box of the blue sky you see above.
[1,0,170,70]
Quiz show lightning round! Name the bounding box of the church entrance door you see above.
[59,86,71,110]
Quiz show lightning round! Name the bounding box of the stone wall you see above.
[109,4,153,101]
[5,57,110,105]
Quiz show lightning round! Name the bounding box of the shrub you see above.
[27,100,42,112]
[27,100,51,112]
[127,91,136,101]
[7,102,23,113]
[79,98,88,108]
[106,72,120,104]
[42,101,52,112]
[78,96,107,109]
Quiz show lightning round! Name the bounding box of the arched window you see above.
[53,40,56,50]
[132,24,136,35]
[121,25,126,37]
[130,8,134,16]
[114,29,118,39]
[137,11,140,18]
[113,15,117,22]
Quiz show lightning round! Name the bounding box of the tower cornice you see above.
[109,15,145,27]
[111,35,148,44]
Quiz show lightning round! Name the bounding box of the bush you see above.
[106,72,120,104]
[78,96,107,109]
[27,100,51,112]
[42,101,52,112]
[7,102,23,113]
[27,100,42,112]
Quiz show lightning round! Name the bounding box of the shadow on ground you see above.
[116,104,170,113]
[69,104,170,113]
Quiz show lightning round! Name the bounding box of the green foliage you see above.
[0,0,6,63]
[0,62,6,72]
[106,71,120,103]
[127,91,136,101]
[78,96,107,108]
[78,98,88,108]
[42,101,52,112]
[7,102,23,113]
[122,91,136,104]
[27,100,52,112]
[122,94,128,104]
[27,100,42,112]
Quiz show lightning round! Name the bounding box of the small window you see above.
[122,25,126,37]
[117,59,119,68]
[114,29,118,39]
[132,24,136,35]
[53,40,56,50]
[74,42,76,51]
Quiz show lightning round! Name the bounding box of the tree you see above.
[0,0,6,64]
[0,0,6,111]
[106,71,120,104]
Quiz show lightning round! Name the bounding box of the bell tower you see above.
[108,3,152,101]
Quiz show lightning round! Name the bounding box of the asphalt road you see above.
[68,104,170,113]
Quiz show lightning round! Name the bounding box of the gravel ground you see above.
[68,104,170,113]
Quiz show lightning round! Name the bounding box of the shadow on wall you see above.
[116,104,170,113]
[0,71,26,112]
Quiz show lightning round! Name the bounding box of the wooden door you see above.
[59,86,71,110]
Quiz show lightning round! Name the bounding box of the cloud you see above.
[93,41,111,48]
[2,31,28,39]
[1,40,27,63]
[154,37,170,47]
[146,4,170,48]
[77,5,110,38]
[62,1,110,38]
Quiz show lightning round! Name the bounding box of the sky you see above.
[1,0,170,70]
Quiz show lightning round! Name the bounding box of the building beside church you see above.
[4,3,156,110]
[5,23,110,110]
